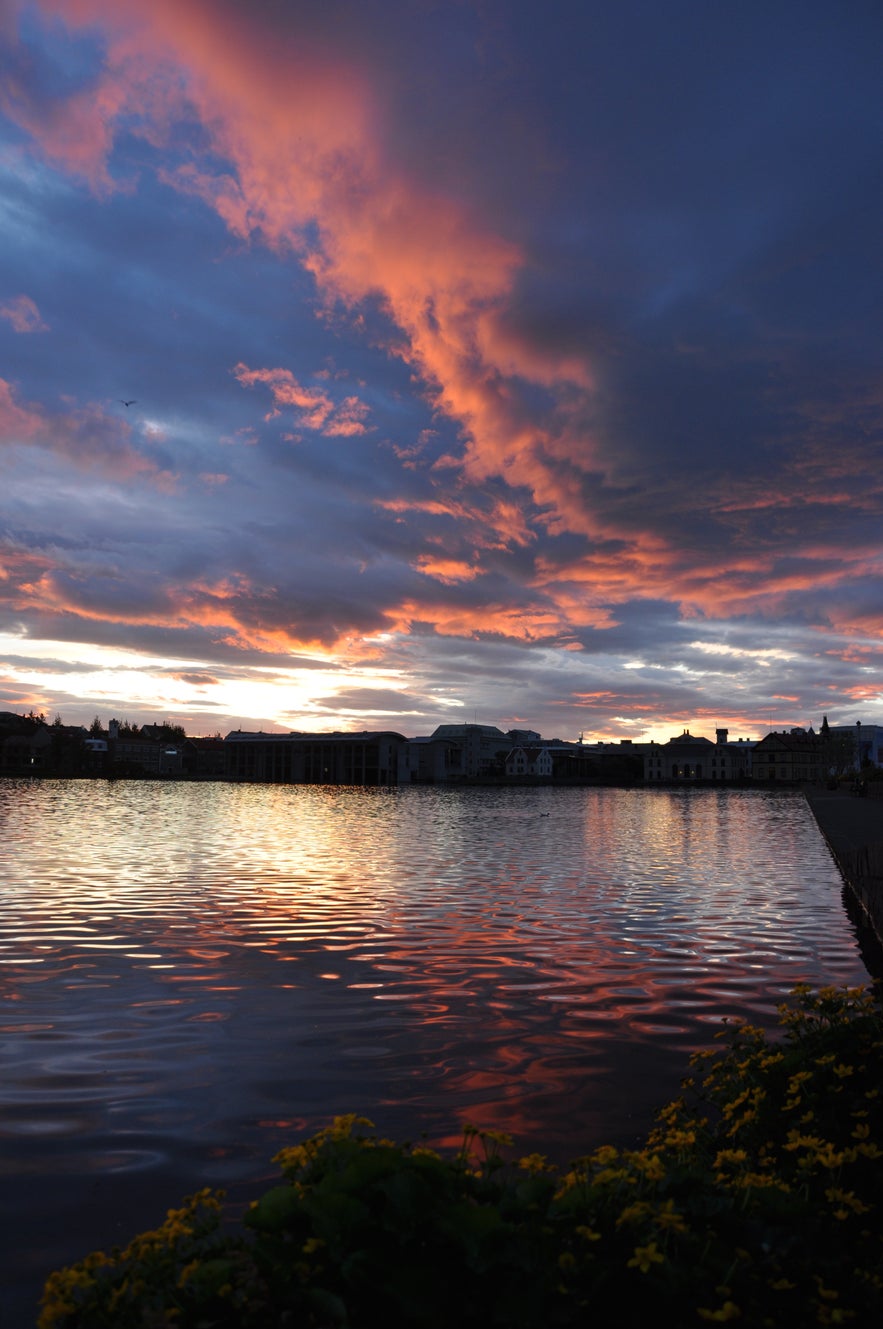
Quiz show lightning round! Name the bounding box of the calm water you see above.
[0,780,874,1323]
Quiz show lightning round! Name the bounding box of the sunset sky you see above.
[2,0,882,742]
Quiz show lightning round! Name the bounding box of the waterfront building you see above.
[224,730,408,785]
[713,729,756,781]
[406,724,513,782]
[751,728,823,784]
[827,721,883,771]
[643,728,756,783]
[182,736,226,779]
[644,729,715,782]
[505,745,554,780]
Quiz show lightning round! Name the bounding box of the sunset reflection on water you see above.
[0,779,873,1318]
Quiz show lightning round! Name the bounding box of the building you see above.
[182,736,226,779]
[825,721,883,771]
[711,729,755,781]
[643,728,756,783]
[0,714,90,775]
[505,745,553,780]
[550,739,647,783]
[644,730,716,782]
[405,724,514,782]
[751,728,823,784]
[106,720,183,776]
[225,730,408,785]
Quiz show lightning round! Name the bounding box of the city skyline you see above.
[2,1,882,742]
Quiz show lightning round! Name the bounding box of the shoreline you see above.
[804,785,883,952]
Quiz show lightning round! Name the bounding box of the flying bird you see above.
[119,399,137,407]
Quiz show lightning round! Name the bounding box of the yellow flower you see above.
[617,1201,651,1228]
[731,1171,789,1193]
[785,1131,823,1152]
[825,1187,870,1216]
[634,1151,666,1181]
[698,1301,741,1321]
[714,1149,748,1169]
[664,1128,696,1149]
[813,1143,845,1169]
[833,1064,854,1080]
[814,1278,838,1301]
[518,1152,549,1173]
[655,1199,687,1233]
[480,1128,514,1147]
[274,1143,312,1171]
[177,1260,199,1288]
[627,1242,664,1274]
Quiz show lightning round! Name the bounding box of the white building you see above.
[505,745,553,779]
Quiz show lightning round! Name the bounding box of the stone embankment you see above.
[805,785,883,948]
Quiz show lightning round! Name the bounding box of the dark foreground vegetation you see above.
[40,986,882,1329]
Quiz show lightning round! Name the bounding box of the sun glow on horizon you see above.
[0,631,434,734]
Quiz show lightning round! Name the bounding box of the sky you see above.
[1,0,882,742]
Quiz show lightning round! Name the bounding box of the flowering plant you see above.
[40,985,882,1328]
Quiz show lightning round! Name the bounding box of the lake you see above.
[0,779,875,1323]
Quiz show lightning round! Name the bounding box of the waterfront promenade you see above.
[805,785,883,948]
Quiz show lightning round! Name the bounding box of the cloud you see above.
[6,1,594,533]
[0,378,177,488]
[233,363,369,437]
[0,294,48,332]
[1,0,881,739]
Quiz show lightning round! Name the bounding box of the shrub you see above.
[40,985,883,1328]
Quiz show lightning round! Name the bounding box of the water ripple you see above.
[0,781,873,1315]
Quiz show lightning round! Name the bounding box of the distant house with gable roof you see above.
[505,745,553,780]
[752,727,823,784]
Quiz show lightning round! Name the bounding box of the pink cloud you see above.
[0,377,176,489]
[386,596,573,644]
[10,0,879,641]
[413,555,481,585]
[324,396,370,437]
[233,363,369,437]
[376,494,535,551]
[11,1,592,521]
[0,294,49,333]
[0,377,43,438]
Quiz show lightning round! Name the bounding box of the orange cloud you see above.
[12,1,594,526]
[413,556,481,585]
[233,363,369,436]
[386,597,575,644]
[12,0,879,641]
[0,294,48,333]
[0,377,177,488]
[0,377,42,438]
[840,682,883,701]
[377,494,535,551]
